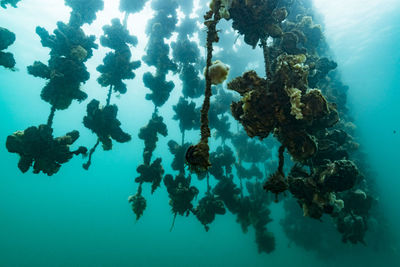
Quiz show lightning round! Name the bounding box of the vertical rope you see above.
[47,106,56,127]
[170,213,177,232]
[181,130,185,146]
[106,85,113,106]
[261,38,272,80]
[123,12,129,28]
[83,139,100,170]
[200,1,222,145]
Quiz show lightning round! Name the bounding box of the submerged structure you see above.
[2,0,391,256]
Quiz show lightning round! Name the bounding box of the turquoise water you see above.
[318,0,400,243]
[1,0,399,266]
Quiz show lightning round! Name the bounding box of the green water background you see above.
[0,0,399,266]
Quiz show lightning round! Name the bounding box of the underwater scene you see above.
[1,0,399,266]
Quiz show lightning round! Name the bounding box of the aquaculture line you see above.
[2,0,381,254]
